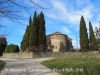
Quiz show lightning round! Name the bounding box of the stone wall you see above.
[3,52,33,58]
[33,51,99,58]
[2,51,99,58]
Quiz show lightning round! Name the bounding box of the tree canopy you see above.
[21,11,46,52]
[89,21,98,50]
[80,16,89,52]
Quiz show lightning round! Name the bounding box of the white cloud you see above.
[92,22,99,31]
[44,0,93,25]
[76,0,89,7]
[46,13,58,19]
[51,0,67,12]
[62,26,71,34]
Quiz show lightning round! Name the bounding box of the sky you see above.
[1,0,100,49]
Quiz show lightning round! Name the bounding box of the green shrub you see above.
[5,44,19,53]
[24,47,29,52]
[47,49,52,52]
[0,60,6,72]
[70,49,75,52]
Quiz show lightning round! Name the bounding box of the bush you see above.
[70,49,75,52]
[24,47,29,52]
[47,49,52,52]
[0,60,6,72]
[5,44,19,53]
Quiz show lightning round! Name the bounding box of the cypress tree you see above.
[25,25,30,48]
[89,21,98,50]
[21,16,32,51]
[95,26,100,50]
[21,34,25,51]
[80,16,89,52]
[21,11,46,52]
[29,11,39,46]
[38,11,46,51]
[26,16,32,47]
[37,15,40,43]
[21,25,28,51]
[29,16,32,27]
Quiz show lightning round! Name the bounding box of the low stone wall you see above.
[3,52,33,58]
[33,51,99,58]
[2,51,99,58]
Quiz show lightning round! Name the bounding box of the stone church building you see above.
[46,32,73,52]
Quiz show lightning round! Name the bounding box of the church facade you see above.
[46,32,73,52]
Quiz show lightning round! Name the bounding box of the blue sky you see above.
[1,0,100,49]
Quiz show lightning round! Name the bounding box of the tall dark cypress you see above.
[29,16,32,26]
[21,16,32,51]
[29,11,38,46]
[38,11,46,51]
[21,25,28,51]
[37,15,40,44]
[89,21,98,50]
[21,11,46,52]
[80,16,89,52]
[21,34,25,51]
[26,16,32,47]
[25,25,30,48]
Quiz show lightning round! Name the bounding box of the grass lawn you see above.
[0,60,6,72]
[41,54,100,75]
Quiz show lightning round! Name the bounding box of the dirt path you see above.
[0,58,62,75]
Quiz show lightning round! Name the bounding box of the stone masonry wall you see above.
[2,51,99,58]
[33,51,99,58]
[51,34,68,52]
[3,52,33,58]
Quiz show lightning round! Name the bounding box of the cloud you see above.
[91,22,99,31]
[76,0,89,7]
[62,26,71,34]
[44,0,93,25]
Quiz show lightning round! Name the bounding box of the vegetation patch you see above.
[24,47,29,52]
[41,54,100,75]
[0,60,6,72]
[5,44,19,53]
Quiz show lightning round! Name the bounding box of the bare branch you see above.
[29,0,45,9]
[0,0,50,37]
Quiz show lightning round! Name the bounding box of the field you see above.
[0,60,6,72]
[41,54,100,75]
